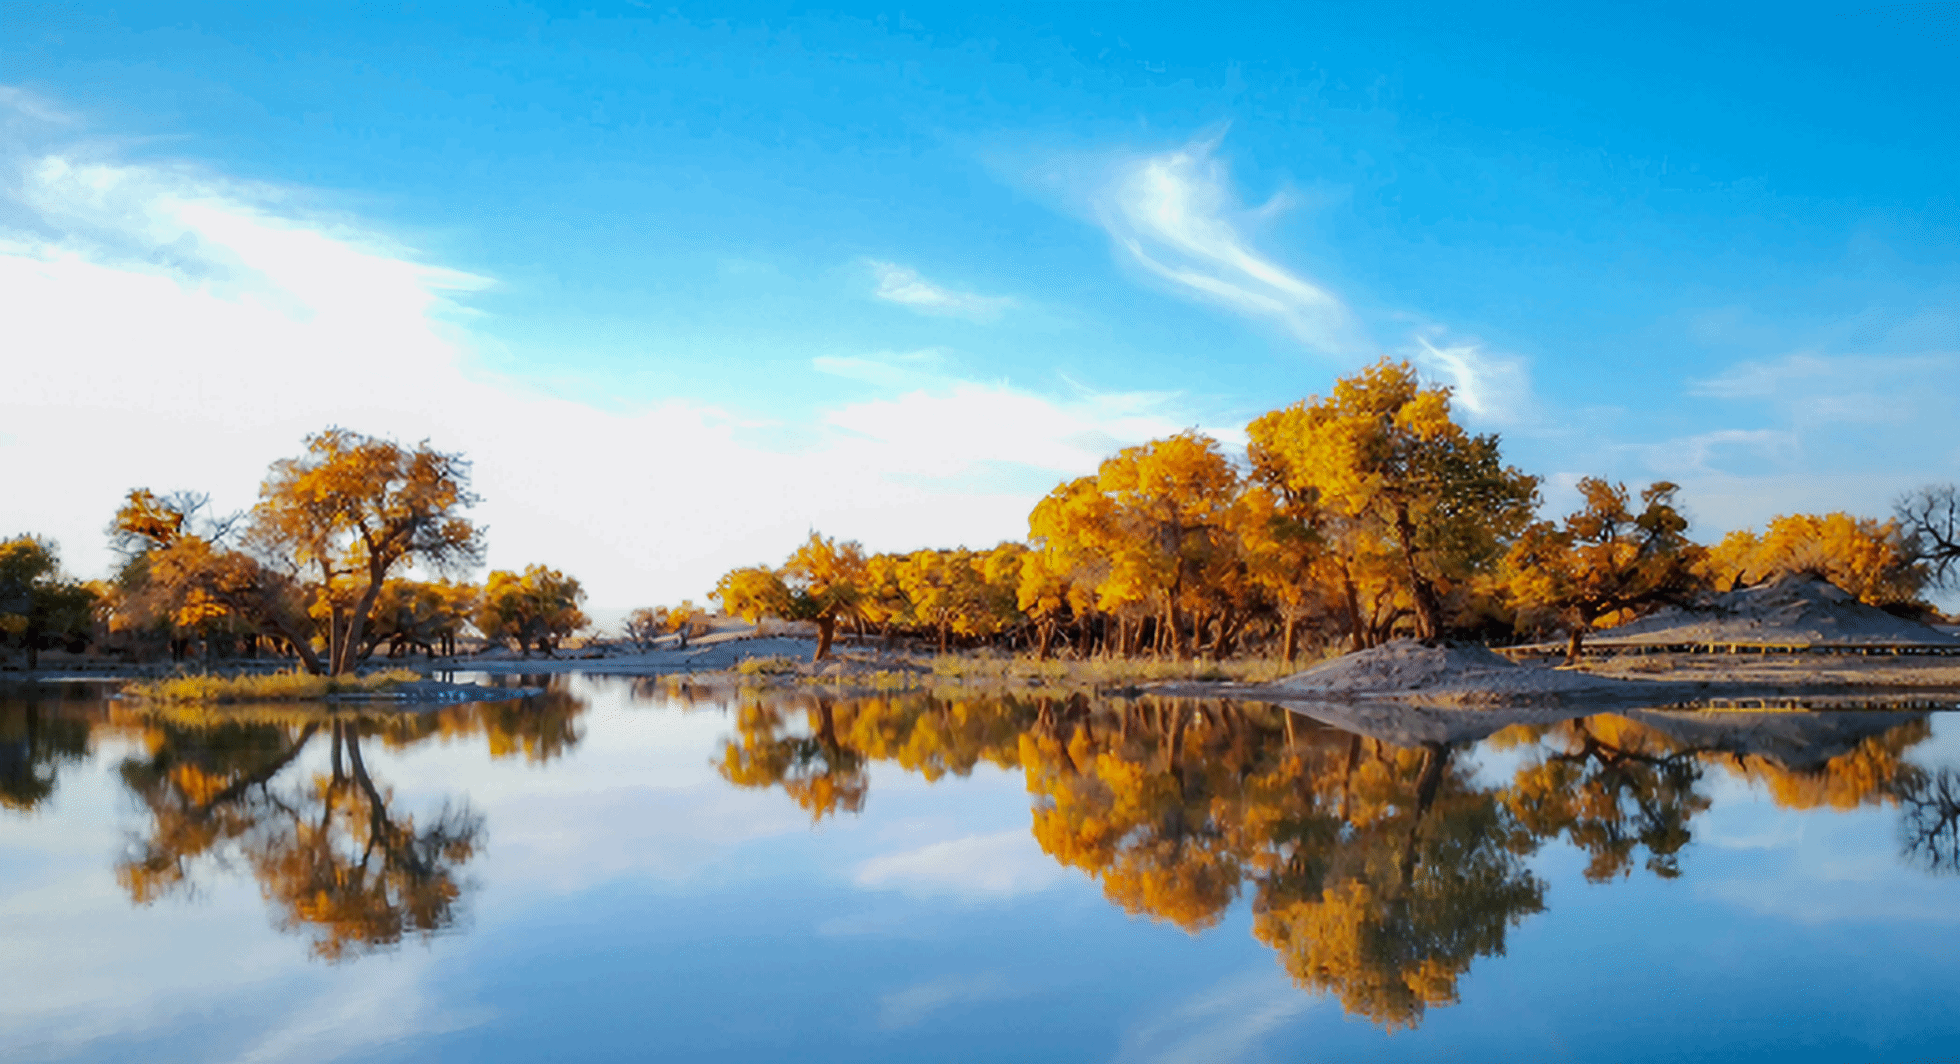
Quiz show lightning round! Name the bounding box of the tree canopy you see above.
[476,565,588,656]
[250,429,483,674]
[0,535,97,669]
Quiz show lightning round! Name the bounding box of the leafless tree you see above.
[1896,484,1960,588]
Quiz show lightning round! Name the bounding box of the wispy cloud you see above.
[1691,351,1956,425]
[1114,969,1318,1064]
[876,972,1025,1029]
[854,830,1066,898]
[1634,428,1798,474]
[1093,131,1362,357]
[811,349,951,390]
[1411,334,1537,427]
[868,260,1014,319]
[0,85,72,126]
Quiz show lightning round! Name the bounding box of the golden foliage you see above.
[1248,358,1540,640]
[1503,479,1706,658]
[476,565,588,655]
[1700,512,1927,606]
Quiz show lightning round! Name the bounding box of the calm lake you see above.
[4,675,1958,1063]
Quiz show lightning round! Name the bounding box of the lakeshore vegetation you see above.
[6,359,1959,675]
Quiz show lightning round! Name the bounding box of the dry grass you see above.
[735,656,802,676]
[124,669,421,704]
[671,651,1321,694]
[919,652,1309,686]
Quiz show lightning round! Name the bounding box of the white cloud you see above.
[0,86,71,127]
[1114,968,1318,1064]
[1092,132,1363,357]
[876,971,1024,1029]
[1083,133,1547,429]
[0,117,1204,605]
[224,954,491,1064]
[1690,351,1957,425]
[1632,428,1798,475]
[1412,334,1537,427]
[812,349,952,390]
[854,830,1066,898]
[868,260,1014,319]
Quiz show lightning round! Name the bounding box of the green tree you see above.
[0,536,98,669]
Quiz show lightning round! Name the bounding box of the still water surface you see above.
[3,675,1958,1063]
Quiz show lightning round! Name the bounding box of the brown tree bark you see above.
[814,616,836,662]
[1393,507,1445,640]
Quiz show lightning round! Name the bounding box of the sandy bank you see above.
[1580,574,1958,649]
[1150,637,1960,709]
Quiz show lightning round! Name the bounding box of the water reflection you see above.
[2,679,1953,1038]
[3,683,589,962]
[704,688,1949,1029]
[1898,768,1960,873]
[0,695,90,812]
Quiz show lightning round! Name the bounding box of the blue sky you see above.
[4,2,1957,607]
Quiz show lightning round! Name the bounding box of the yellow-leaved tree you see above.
[1025,432,1241,658]
[248,429,483,674]
[1248,359,1539,640]
[1699,512,1926,607]
[714,533,867,661]
[1503,479,1706,662]
[475,565,588,656]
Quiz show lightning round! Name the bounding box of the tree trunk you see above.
[1282,614,1300,662]
[1036,620,1054,661]
[1393,508,1445,640]
[1400,742,1449,890]
[1341,569,1366,652]
[814,616,836,661]
[1565,626,1586,666]
[336,567,389,676]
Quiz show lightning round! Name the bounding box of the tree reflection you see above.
[713,689,1950,1031]
[117,716,482,960]
[716,695,868,820]
[1249,738,1544,1030]
[250,722,482,961]
[111,688,584,960]
[1499,715,1709,882]
[1897,769,1960,874]
[0,697,91,812]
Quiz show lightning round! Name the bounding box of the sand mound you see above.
[1591,574,1956,647]
[1278,639,1623,702]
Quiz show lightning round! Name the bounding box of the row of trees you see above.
[7,429,592,672]
[715,359,1960,662]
